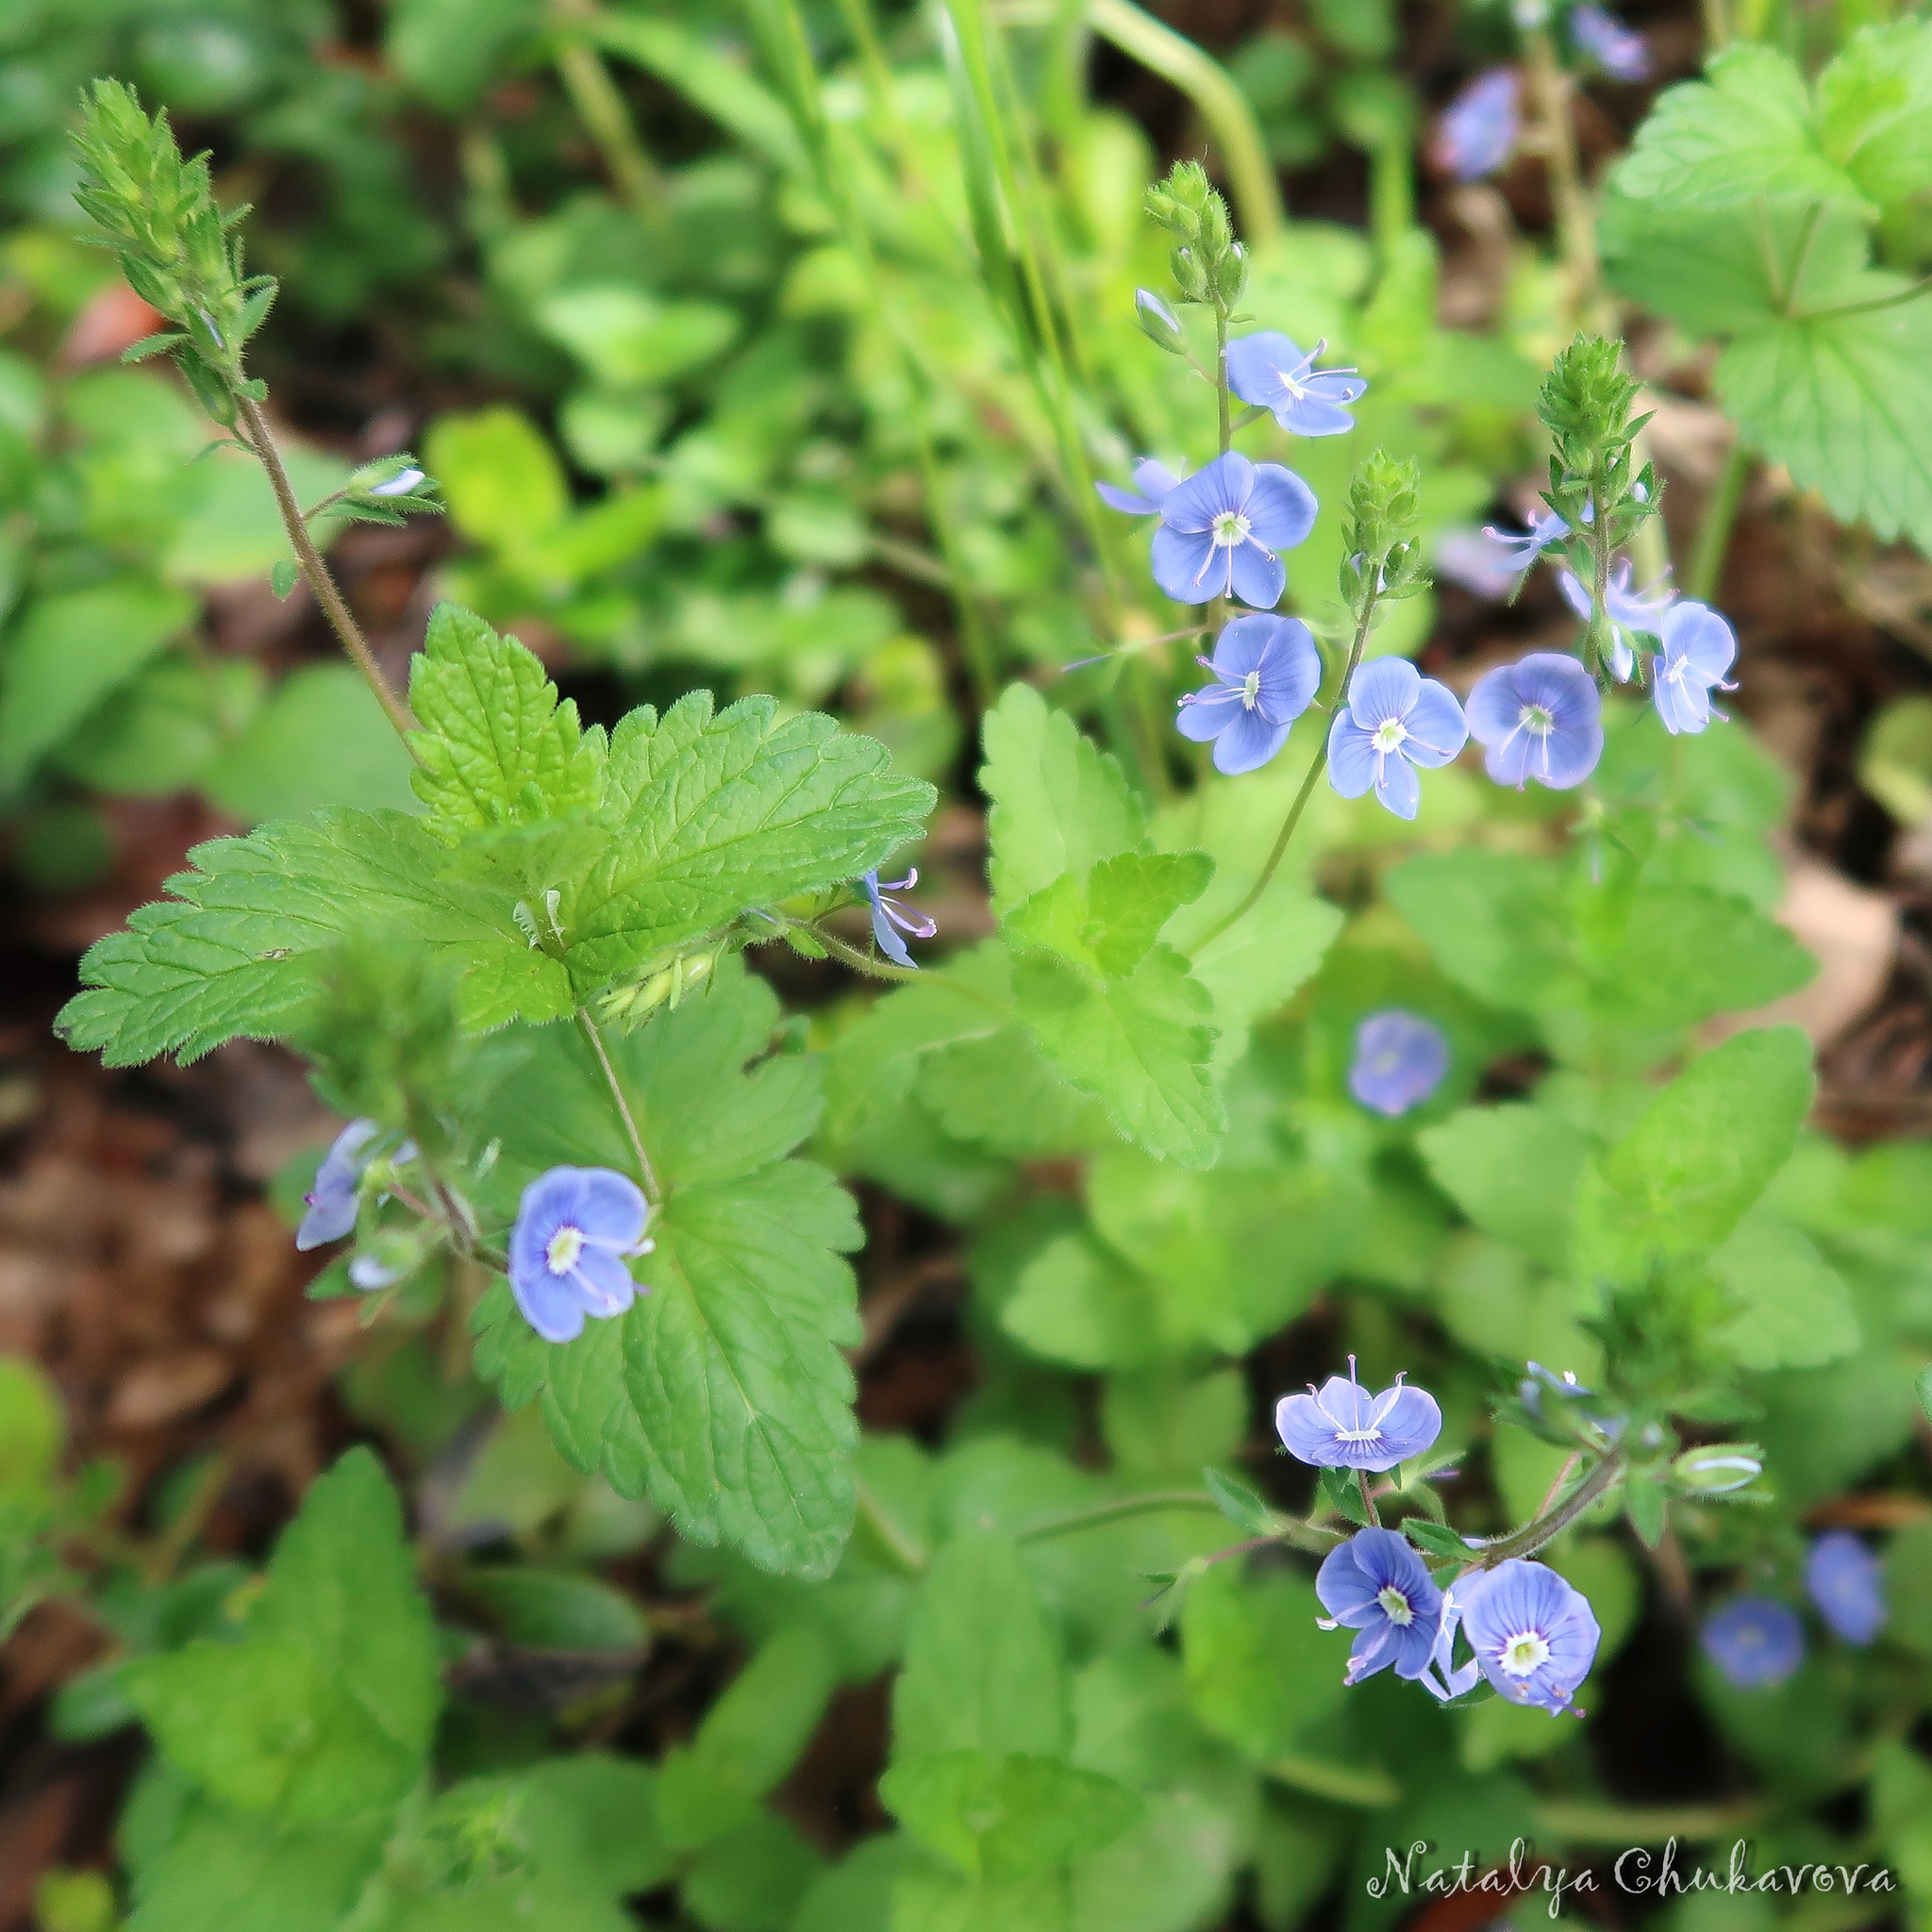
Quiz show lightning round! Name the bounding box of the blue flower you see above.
[1225,333,1367,438]
[1275,1357,1443,1472]
[1480,506,1570,575]
[1467,651,1604,791]
[1349,1009,1450,1116]
[1176,613,1322,774]
[1569,3,1650,80]
[1557,559,1674,680]
[1433,69,1521,181]
[1445,1559,1602,1714]
[1317,1528,1448,1686]
[1651,600,1738,735]
[1095,457,1182,516]
[1806,1532,1887,1646]
[1702,1597,1804,1688]
[508,1165,653,1344]
[861,868,936,969]
[297,1120,416,1251]
[1148,451,1318,608]
[1327,657,1469,820]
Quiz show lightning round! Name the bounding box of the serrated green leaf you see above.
[471,965,863,1578]
[1162,879,1343,1069]
[1574,1026,1816,1284]
[880,1752,1140,1881]
[1418,1105,1590,1273]
[1385,852,1573,1012]
[1011,946,1223,1170]
[122,1447,438,1824]
[1612,44,1865,213]
[921,1024,1113,1158]
[981,684,1143,916]
[1201,1467,1278,1540]
[1403,1518,1471,1558]
[1718,290,1932,555]
[1707,1213,1859,1369]
[1815,19,1932,208]
[1008,852,1213,978]
[408,603,605,833]
[893,1530,1066,1762]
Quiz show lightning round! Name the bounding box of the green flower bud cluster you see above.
[1536,333,1657,556]
[1339,449,1428,616]
[70,80,276,425]
[1143,159,1247,310]
[597,952,716,1030]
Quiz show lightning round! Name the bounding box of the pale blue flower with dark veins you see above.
[1434,69,1522,181]
[1177,613,1322,774]
[1570,3,1650,80]
[1317,1528,1448,1685]
[861,869,936,968]
[1557,558,1674,680]
[1651,600,1738,735]
[1445,1559,1602,1714]
[1806,1533,1887,1646]
[1702,1597,1804,1688]
[1225,333,1367,437]
[1150,451,1318,608]
[1327,657,1469,820]
[297,1120,416,1251]
[1095,456,1182,516]
[1275,1357,1443,1472]
[1350,1009,1450,1116]
[508,1165,654,1344]
[1467,652,1604,791]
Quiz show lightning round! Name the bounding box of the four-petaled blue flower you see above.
[1327,658,1469,820]
[1806,1532,1887,1646]
[1275,1357,1443,1472]
[1433,69,1522,181]
[296,1119,416,1251]
[1145,451,1318,608]
[1095,456,1182,517]
[1467,651,1604,791]
[1557,559,1674,680]
[1444,1558,1602,1714]
[1317,1527,1448,1687]
[861,869,936,969]
[1226,333,1367,438]
[1569,2,1650,80]
[1652,601,1738,735]
[1701,1597,1804,1689]
[1176,614,1322,774]
[1349,1009,1451,1116]
[508,1165,654,1344]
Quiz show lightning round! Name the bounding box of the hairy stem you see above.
[236,394,418,746]
[575,1007,659,1201]
[1357,1468,1382,1527]
[1474,1447,1624,1566]
[1215,298,1232,457]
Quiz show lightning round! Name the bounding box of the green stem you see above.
[1524,26,1600,328]
[1016,1489,1224,1543]
[855,1476,927,1575]
[786,920,1009,1012]
[1471,1447,1624,1567]
[235,394,418,748]
[1700,0,1731,50]
[1087,0,1284,247]
[551,0,663,213]
[1357,1469,1381,1527]
[1195,589,1379,946]
[1688,436,1751,605]
[1215,299,1232,456]
[575,1007,659,1201]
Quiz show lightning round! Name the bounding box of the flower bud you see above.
[1134,288,1187,354]
[1170,245,1210,305]
[1673,1444,1764,1495]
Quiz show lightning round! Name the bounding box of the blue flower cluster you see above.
[1277,1361,1603,1713]
[1701,1530,1889,1690]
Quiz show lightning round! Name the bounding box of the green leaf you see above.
[1918,1365,1932,1424]
[683,1812,824,1932]
[1574,1026,1816,1284]
[460,1567,647,1653]
[425,404,569,546]
[0,578,195,791]
[1418,1105,1590,1273]
[658,1627,837,1850]
[1009,853,1214,979]
[1815,19,1932,208]
[1201,1467,1280,1540]
[407,604,605,832]
[472,968,860,1578]
[880,1752,1140,1881]
[1717,289,1932,556]
[1706,1214,1860,1369]
[536,288,740,387]
[1403,1518,1472,1559]
[122,1448,438,1824]
[922,1026,1113,1158]
[980,684,1143,916]
[1612,44,1865,213]
[893,1530,1066,1762]
[1011,946,1222,1170]
[1162,880,1343,1067]
[1385,853,1572,1012]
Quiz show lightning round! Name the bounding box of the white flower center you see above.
[546,1224,585,1274]
[1240,670,1262,709]
[1211,510,1251,548]
[1500,1629,1551,1676]
[1519,702,1554,736]
[1335,1424,1383,1442]
[1376,1585,1414,1626]
[1373,719,1408,753]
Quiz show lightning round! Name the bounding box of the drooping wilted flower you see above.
[861,869,937,969]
